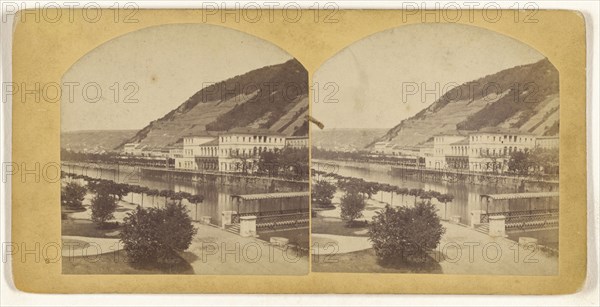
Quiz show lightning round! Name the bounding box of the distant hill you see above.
[61,130,137,153]
[116,59,308,149]
[371,58,559,148]
[312,128,389,151]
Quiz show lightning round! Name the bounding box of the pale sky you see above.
[62,24,293,132]
[313,23,545,129]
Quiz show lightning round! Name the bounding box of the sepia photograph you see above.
[311,23,559,275]
[7,5,590,297]
[59,24,310,275]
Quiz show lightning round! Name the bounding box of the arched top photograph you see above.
[311,22,560,276]
[60,23,310,276]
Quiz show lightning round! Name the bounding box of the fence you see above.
[480,209,559,232]
[255,212,310,232]
[480,208,559,223]
[232,208,308,224]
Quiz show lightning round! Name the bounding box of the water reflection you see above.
[63,164,306,225]
[314,161,558,225]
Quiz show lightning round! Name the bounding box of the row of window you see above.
[220,135,284,144]
[470,134,534,143]
[448,145,530,156]
[435,135,536,145]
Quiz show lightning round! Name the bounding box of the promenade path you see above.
[312,208,558,275]
[186,223,309,275]
[61,236,122,257]
[437,221,558,275]
[311,233,371,254]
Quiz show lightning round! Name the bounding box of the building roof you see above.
[184,132,218,138]
[223,127,284,136]
[436,130,469,136]
[286,136,308,140]
[416,142,434,148]
[536,136,559,140]
[451,138,470,145]
[475,127,534,135]
[480,192,559,200]
[198,139,219,146]
[231,191,310,201]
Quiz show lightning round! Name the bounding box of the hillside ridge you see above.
[116,59,308,149]
[370,58,559,149]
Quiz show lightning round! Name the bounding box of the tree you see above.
[138,186,150,207]
[91,191,118,227]
[120,202,197,265]
[188,195,204,221]
[369,202,445,262]
[61,182,87,210]
[312,180,336,208]
[508,150,531,175]
[340,189,366,226]
[159,190,172,207]
[437,194,454,220]
[409,188,422,205]
[530,147,559,176]
[88,180,128,201]
[147,189,160,207]
[257,150,279,177]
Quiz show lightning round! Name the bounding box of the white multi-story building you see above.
[175,134,218,171]
[426,128,540,173]
[123,143,146,156]
[168,146,183,159]
[417,143,434,168]
[468,127,537,172]
[535,136,559,149]
[285,136,309,149]
[173,128,305,173]
[372,142,390,154]
[218,128,287,173]
[428,132,468,170]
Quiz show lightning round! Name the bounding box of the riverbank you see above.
[62,161,309,189]
[311,207,558,275]
[313,159,558,191]
[62,200,309,275]
[62,173,309,275]
[62,162,309,226]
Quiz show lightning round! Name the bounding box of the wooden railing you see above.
[480,209,559,224]
[255,212,309,232]
[505,213,559,231]
[232,208,309,224]
[480,209,559,231]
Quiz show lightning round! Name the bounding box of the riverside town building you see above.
[372,127,558,173]
[122,128,308,173]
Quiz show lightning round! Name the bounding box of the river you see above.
[63,163,307,226]
[313,160,559,248]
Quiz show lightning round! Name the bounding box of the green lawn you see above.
[311,215,370,237]
[63,250,194,274]
[62,218,122,238]
[312,248,442,274]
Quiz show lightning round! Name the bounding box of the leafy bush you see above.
[120,202,197,266]
[61,182,87,210]
[91,192,118,227]
[312,180,336,208]
[340,189,366,226]
[255,147,309,180]
[369,201,445,261]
